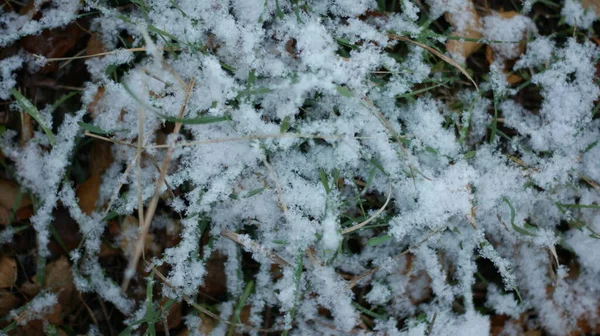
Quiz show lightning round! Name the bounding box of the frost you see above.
[562,0,598,29]
[366,281,391,305]
[2,0,600,334]
[486,284,524,318]
[0,56,23,100]
[514,36,555,69]
[482,12,535,61]
[0,0,81,47]
[9,292,57,325]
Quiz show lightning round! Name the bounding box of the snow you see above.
[0,0,81,47]
[1,0,600,334]
[482,12,535,61]
[562,0,598,29]
[10,292,58,325]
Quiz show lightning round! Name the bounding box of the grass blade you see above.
[11,89,56,146]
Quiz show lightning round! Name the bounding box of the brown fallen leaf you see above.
[157,297,182,331]
[0,179,32,211]
[0,290,21,318]
[524,331,542,336]
[20,23,80,74]
[44,256,77,315]
[176,313,216,336]
[445,1,483,61]
[0,205,34,226]
[89,140,113,176]
[483,11,530,85]
[20,281,40,297]
[87,86,105,118]
[76,174,101,215]
[201,252,228,299]
[48,207,82,256]
[86,33,107,57]
[485,45,523,85]
[118,216,160,259]
[0,256,17,288]
[582,0,600,11]
[12,302,62,329]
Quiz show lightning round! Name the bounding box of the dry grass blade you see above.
[36,47,147,62]
[121,78,196,292]
[347,225,446,288]
[84,132,139,148]
[388,34,479,91]
[581,175,600,190]
[220,229,291,267]
[342,184,392,234]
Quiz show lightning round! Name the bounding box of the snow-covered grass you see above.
[1,0,600,335]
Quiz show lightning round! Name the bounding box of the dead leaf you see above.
[157,298,182,331]
[89,140,113,176]
[0,207,10,226]
[20,23,80,74]
[76,174,101,215]
[44,256,77,314]
[13,302,62,329]
[0,256,17,288]
[88,86,105,118]
[483,11,529,86]
[285,39,298,59]
[445,2,483,61]
[20,281,40,297]
[201,252,227,299]
[0,179,32,211]
[86,33,107,57]
[177,314,216,336]
[582,0,600,11]
[119,216,159,259]
[524,331,542,336]
[0,290,21,317]
[48,207,82,256]
[490,315,510,336]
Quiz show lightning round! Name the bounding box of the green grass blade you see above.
[11,89,56,146]
[227,280,254,336]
